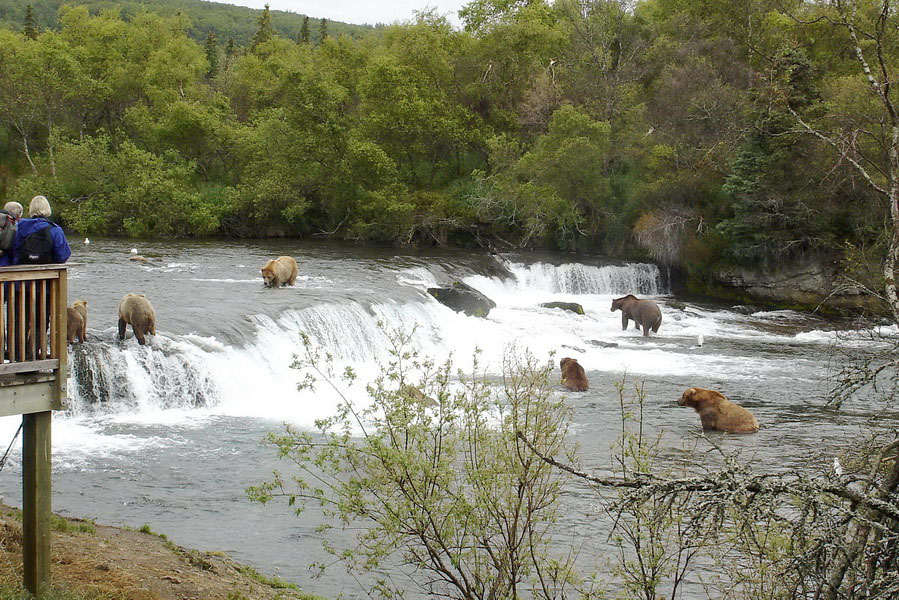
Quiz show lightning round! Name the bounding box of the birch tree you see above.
[787,0,899,323]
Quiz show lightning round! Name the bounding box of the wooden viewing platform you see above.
[0,264,69,599]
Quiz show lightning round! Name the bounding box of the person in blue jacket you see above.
[10,195,72,360]
[12,195,71,265]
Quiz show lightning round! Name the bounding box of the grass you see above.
[52,514,96,534]
[0,582,130,600]
[1,506,96,535]
[236,564,299,591]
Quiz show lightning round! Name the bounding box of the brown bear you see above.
[118,293,156,346]
[261,256,298,288]
[66,299,87,344]
[677,387,759,433]
[611,294,662,337]
[560,357,589,392]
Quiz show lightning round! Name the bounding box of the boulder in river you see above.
[427,281,496,317]
[540,301,585,315]
[586,339,619,348]
[665,299,687,310]
[732,304,763,315]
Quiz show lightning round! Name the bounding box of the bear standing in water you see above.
[261,256,298,287]
[118,293,156,345]
[67,299,87,344]
[611,294,662,337]
[560,357,589,391]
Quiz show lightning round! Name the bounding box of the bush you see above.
[249,331,588,599]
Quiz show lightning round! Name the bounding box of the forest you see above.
[0,0,896,294]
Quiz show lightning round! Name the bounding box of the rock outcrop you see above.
[427,281,496,317]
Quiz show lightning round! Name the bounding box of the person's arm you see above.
[10,226,22,265]
[51,226,71,263]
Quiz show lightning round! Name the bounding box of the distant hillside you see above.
[0,0,375,45]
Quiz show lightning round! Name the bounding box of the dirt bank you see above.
[0,505,317,599]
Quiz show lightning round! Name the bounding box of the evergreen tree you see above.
[300,15,309,44]
[23,4,37,40]
[225,37,237,57]
[250,3,274,50]
[204,32,219,78]
[319,17,328,43]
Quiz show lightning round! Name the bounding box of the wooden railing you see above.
[0,264,67,414]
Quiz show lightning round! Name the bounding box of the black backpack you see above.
[20,224,54,264]
[0,210,16,257]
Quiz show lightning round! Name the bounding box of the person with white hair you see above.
[12,195,71,265]
[0,201,23,267]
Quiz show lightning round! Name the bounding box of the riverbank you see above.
[0,504,316,600]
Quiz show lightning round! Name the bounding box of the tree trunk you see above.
[21,133,37,174]
[820,445,899,600]
[47,115,57,179]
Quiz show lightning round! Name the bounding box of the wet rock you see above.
[427,281,496,317]
[665,299,687,310]
[731,304,763,315]
[586,339,618,348]
[128,255,148,263]
[561,345,585,353]
[540,301,585,315]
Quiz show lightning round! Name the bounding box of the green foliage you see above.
[12,135,219,237]
[0,0,371,46]
[51,514,96,534]
[716,114,824,266]
[249,332,588,598]
[0,0,892,264]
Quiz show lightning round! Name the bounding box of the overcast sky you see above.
[212,0,469,27]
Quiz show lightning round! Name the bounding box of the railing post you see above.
[54,269,66,409]
[22,410,51,598]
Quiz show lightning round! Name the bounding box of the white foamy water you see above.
[43,258,887,444]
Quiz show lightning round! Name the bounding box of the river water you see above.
[0,239,894,598]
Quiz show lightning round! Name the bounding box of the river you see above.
[0,239,894,598]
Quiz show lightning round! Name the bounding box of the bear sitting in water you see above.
[66,299,87,344]
[677,387,759,433]
[560,357,589,392]
[261,256,298,288]
[118,293,156,346]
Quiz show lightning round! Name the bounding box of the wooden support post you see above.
[22,410,51,598]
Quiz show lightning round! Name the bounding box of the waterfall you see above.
[65,260,665,416]
[505,262,663,295]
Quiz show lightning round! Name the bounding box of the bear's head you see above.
[678,387,725,408]
[261,261,277,287]
[610,295,636,312]
[73,299,87,309]
[560,357,574,370]
[677,387,698,406]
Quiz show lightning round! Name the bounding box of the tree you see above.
[204,32,218,78]
[299,15,309,44]
[249,333,585,599]
[250,3,273,51]
[23,4,37,40]
[318,17,328,42]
